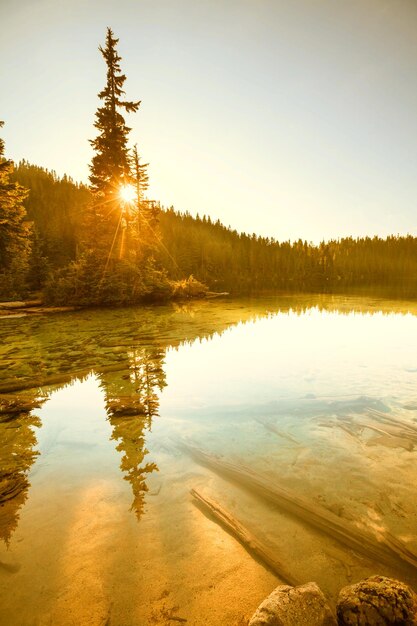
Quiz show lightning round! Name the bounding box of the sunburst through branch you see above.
[119,184,137,204]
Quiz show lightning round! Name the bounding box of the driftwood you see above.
[0,300,43,309]
[336,423,365,449]
[205,291,229,299]
[366,409,417,441]
[363,421,417,443]
[331,415,416,451]
[256,418,300,445]
[0,302,79,317]
[367,435,414,452]
[180,441,417,573]
[360,422,395,438]
[191,488,299,586]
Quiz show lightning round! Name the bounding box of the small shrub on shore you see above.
[171,275,208,300]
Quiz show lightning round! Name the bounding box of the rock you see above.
[337,575,417,625]
[248,582,337,626]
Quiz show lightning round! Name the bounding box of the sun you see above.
[119,184,137,203]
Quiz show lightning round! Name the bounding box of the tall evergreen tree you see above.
[131,143,149,205]
[130,143,162,261]
[84,27,141,266]
[0,122,31,297]
[89,27,140,201]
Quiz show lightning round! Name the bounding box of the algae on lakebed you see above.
[1,295,417,625]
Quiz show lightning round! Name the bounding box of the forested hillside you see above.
[2,27,416,305]
[159,209,417,294]
[11,161,90,267]
[10,161,417,297]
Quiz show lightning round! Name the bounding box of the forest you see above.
[1,28,417,305]
[5,159,417,299]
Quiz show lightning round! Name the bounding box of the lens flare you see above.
[119,184,137,203]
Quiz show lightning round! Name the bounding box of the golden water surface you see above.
[1,295,417,625]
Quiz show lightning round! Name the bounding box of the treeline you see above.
[1,27,416,304]
[8,160,417,297]
[1,29,209,305]
[159,209,417,294]
[11,161,90,268]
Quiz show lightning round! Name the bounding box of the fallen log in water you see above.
[366,409,417,440]
[335,423,365,449]
[368,422,417,441]
[191,488,299,586]
[179,440,417,573]
[256,418,300,445]
[0,300,43,309]
[331,416,415,451]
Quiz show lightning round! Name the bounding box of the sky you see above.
[1,0,417,242]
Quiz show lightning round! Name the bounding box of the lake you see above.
[1,295,417,625]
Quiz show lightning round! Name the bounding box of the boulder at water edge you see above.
[248,581,337,626]
[337,575,417,625]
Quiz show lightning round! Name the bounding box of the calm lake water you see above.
[1,295,417,625]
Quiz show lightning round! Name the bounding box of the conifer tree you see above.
[45,30,172,304]
[83,27,141,268]
[131,143,149,208]
[89,27,140,203]
[130,143,161,258]
[0,121,30,296]
[131,143,148,246]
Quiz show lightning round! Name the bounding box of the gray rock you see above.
[337,575,417,625]
[248,581,337,626]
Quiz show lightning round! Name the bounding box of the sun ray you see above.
[119,184,137,204]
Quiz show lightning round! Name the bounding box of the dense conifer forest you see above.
[6,160,417,299]
[1,27,416,304]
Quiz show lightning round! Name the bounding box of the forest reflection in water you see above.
[101,346,166,520]
[1,294,417,625]
[0,343,167,542]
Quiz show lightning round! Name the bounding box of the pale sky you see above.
[1,0,417,242]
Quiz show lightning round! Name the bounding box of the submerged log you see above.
[179,441,417,573]
[191,488,299,586]
[335,423,365,449]
[366,409,417,440]
[367,434,414,452]
[0,300,43,309]
[256,418,300,445]
[360,419,417,443]
[25,306,80,315]
[331,415,415,450]
[205,292,229,299]
[0,303,79,316]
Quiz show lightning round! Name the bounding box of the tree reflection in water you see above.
[0,343,167,542]
[0,395,44,544]
[3,295,415,542]
[99,345,166,519]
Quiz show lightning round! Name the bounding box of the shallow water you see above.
[1,294,417,625]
